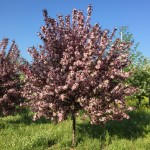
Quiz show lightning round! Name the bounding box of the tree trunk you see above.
[149,96,150,106]
[72,112,76,147]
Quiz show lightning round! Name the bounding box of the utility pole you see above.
[120,30,123,42]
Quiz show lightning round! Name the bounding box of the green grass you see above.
[0,107,150,150]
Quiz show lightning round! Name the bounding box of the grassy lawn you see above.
[0,107,150,150]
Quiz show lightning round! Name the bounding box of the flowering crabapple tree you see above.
[23,5,135,145]
[0,38,24,116]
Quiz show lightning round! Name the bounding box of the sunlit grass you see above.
[0,105,150,149]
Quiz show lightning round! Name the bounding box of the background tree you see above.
[119,26,147,67]
[120,27,150,106]
[128,59,150,106]
[118,26,149,105]
[0,38,24,116]
[22,5,135,146]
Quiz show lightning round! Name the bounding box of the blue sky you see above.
[0,0,150,61]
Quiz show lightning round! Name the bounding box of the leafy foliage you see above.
[0,38,24,116]
[22,5,135,125]
[118,27,150,106]
[119,26,147,67]
[128,60,150,105]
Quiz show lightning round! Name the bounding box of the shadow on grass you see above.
[0,109,51,128]
[7,114,51,125]
[77,110,150,141]
[1,108,150,142]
